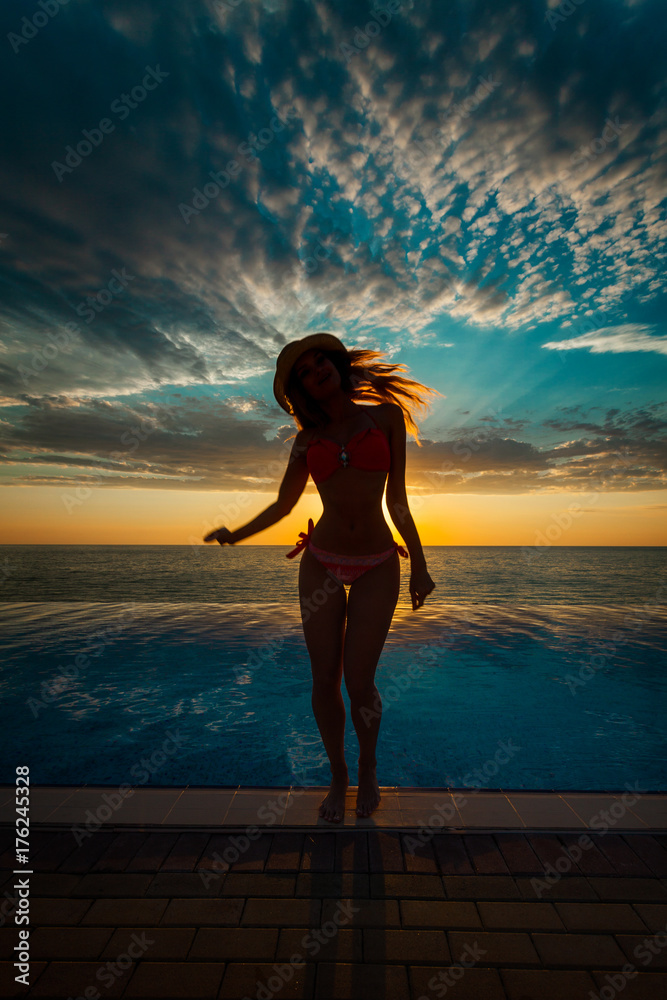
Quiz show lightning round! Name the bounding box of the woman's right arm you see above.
[204,431,310,545]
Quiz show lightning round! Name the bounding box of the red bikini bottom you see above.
[286,518,408,585]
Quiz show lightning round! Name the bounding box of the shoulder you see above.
[370,402,404,430]
[293,427,317,452]
[361,402,404,441]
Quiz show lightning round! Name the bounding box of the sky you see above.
[0,0,665,546]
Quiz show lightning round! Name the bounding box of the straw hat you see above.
[273,333,348,414]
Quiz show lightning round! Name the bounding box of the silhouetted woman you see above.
[205,333,437,822]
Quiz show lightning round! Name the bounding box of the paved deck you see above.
[2,788,667,998]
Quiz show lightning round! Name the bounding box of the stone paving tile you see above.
[265,832,304,871]
[80,897,169,926]
[126,832,179,871]
[501,968,598,999]
[70,873,153,897]
[493,832,542,874]
[431,833,475,874]
[525,833,581,873]
[160,897,244,925]
[592,971,667,999]
[145,872,220,897]
[443,876,521,900]
[401,834,438,874]
[448,930,540,966]
[0,928,23,959]
[241,898,322,926]
[321,898,400,927]
[227,832,274,872]
[557,832,617,874]
[364,928,449,963]
[220,961,316,999]
[632,902,667,932]
[476,901,564,930]
[334,832,370,871]
[101,926,195,960]
[587,877,667,901]
[301,834,335,871]
[190,926,279,960]
[516,875,598,901]
[596,835,655,877]
[27,873,81,897]
[532,931,628,967]
[28,926,114,959]
[29,831,78,871]
[0,960,47,996]
[296,873,370,897]
[23,960,132,996]
[410,966,506,1000]
[400,900,482,929]
[221,873,296,896]
[277,927,362,962]
[123,960,225,997]
[91,831,148,872]
[554,900,649,932]
[624,835,667,877]
[616,935,667,968]
[315,961,409,999]
[463,834,510,874]
[159,832,210,871]
[59,832,119,873]
[370,874,446,898]
[367,831,404,873]
[28,897,93,925]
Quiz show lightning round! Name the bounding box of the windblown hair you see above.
[284,346,441,446]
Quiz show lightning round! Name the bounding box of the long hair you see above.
[284,345,441,445]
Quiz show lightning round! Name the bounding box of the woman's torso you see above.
[302,404,396,554]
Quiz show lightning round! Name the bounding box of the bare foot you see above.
[318,773,348,823]
[356,763,381,817]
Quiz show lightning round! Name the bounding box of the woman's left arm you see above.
[383,403,435,610]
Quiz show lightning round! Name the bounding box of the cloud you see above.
[542,324,667,355]
[1,396,665,496]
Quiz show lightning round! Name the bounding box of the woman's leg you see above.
[343,551,400,817]
[298,546,349,822]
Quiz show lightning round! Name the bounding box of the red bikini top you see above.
[306,409,391,484]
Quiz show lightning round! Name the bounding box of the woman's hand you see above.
[203,526,235,545]
[410,565,435,611]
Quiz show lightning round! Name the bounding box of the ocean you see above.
[1,545,665,790]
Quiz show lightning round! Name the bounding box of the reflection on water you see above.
[1,600,665,790]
